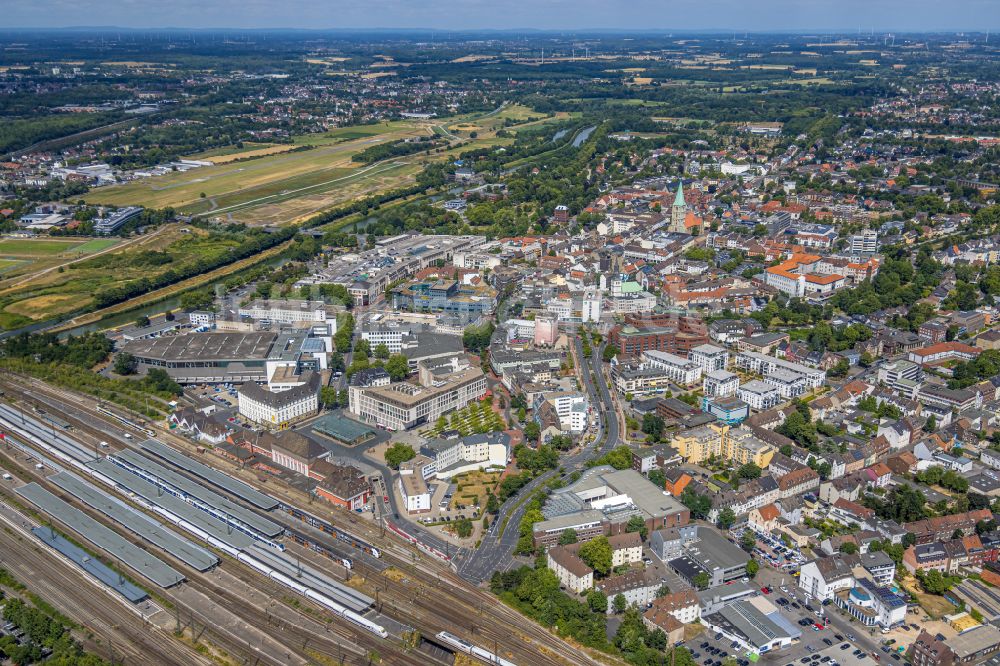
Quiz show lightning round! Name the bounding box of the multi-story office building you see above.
[237,372,320,427]
[239,299,335,326]
[734,351,826,390]
[349,355,487,430]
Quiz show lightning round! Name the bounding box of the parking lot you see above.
[731,526,806,574]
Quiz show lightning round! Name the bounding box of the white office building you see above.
[237,373,320,427]
[734,351,826,390]
[849,229,878,255]
[239,299,335,326]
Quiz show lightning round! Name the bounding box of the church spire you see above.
[673,182,686,208]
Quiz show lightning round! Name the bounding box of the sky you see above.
[4,0,1000,33]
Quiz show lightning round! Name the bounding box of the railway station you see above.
[17,482,185,588]
[49,471,220,572]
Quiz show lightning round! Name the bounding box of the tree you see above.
[612,593,628,614]
[679,487,712,520]
[385,354,410,382]
[925,414,937,433]
[840,541,859,555]
[579,536,613,577]
[319,386,340,409]
[558,529,578,545]
[454,518,473,538]
[523,421,541,444]
[656,584,671,598]
[602,345,618,363]
[134,315,150,328]
[746,559,759,579]
[693,572,710,590]
[384,443,416,469]
[737,463,762,480]
[113,351,136,375]
[648,468,667,489]
[641,414,665,441]
[587,589,608,613]
[740,530,757,553]
[626,515,648,540]
[374,343,390,360]
[717,507,737,530]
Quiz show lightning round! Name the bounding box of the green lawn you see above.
[0,239,84,256]
[69,238,119,254]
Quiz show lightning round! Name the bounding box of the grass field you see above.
[86,110,550,227]
[450,470,502,511]
[69,238,119,253]
[0,259,21,272]
[0,238,85,256]
[0,225,235,329]
[87,120,430,223]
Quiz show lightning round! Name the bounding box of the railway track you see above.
[0,406,436,665]
[0,375,606,665]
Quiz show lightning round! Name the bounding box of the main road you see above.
[455,335,620,583]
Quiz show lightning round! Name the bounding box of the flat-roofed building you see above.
[738,380,782,411]
[120,331,278,384]
[349,355,487,431]
[704,369,739,398]
[642,350,703,387]
[689,343,729,373]
[239,299,335,326]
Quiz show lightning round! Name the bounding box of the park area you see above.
[0,225,233,329]
[421,399,507,438]
[448,470,503,511]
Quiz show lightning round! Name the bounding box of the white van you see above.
[2,473,11,480]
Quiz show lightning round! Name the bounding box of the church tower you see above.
[670,182,687,233]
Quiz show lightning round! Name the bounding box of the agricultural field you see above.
[0,225,231,329]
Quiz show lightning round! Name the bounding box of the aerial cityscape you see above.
[1,6,1000,666]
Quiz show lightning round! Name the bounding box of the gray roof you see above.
[238,372,320,409]
[138,438,278,511]
[946,624,1000,659]
[33,527,148,603]
[122,332,277,361]
[87,458,256,550]
[687,527,751,572]
[17,482,185,588]
[111,449,283,538]
[706,600,799,649]
[49,472,218,572]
